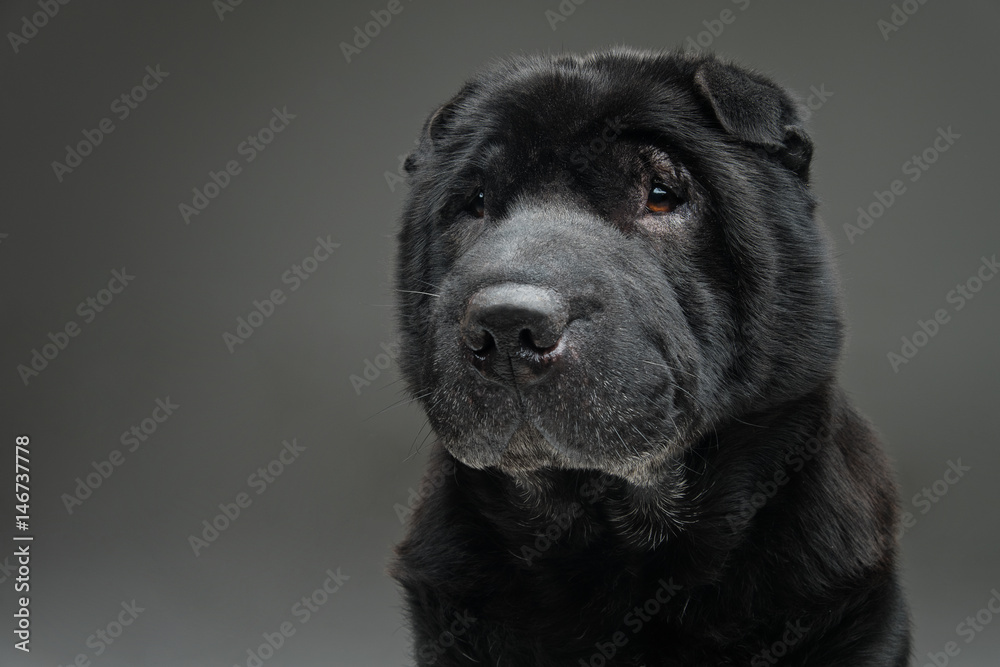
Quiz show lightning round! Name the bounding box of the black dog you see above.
[391,48,910,666]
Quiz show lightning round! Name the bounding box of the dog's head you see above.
[395,49,841,484]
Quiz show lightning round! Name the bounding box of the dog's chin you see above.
[442,422,579,473]
[443,421,684,487]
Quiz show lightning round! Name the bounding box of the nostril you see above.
[469,330,496,358]
[519,328,559,355]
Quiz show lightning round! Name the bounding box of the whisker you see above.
[396,289,440,298]
[406,435,439,462]
[641,359,699,380]
[364,390,433,421]
[375,377,406,392]
[406,418,432,460]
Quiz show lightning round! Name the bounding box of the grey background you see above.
[1,1,997,665]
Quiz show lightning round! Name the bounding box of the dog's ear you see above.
[694,59,813,180]
[404,86,472,175]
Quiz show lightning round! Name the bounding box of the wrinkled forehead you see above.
[447,63,707,168]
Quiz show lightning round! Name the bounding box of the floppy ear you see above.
[403,87,472,175]
[694,59,813,180]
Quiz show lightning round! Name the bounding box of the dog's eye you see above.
[467,190,485,218]
[646,183,683,214]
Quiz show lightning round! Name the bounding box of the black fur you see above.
[391,48,910,666]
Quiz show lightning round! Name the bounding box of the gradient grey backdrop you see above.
[1,1,998,665]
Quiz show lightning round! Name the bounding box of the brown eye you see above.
[646,183,683,214]
[468,190,485,218]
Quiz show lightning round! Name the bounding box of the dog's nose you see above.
[461,283,568,384]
